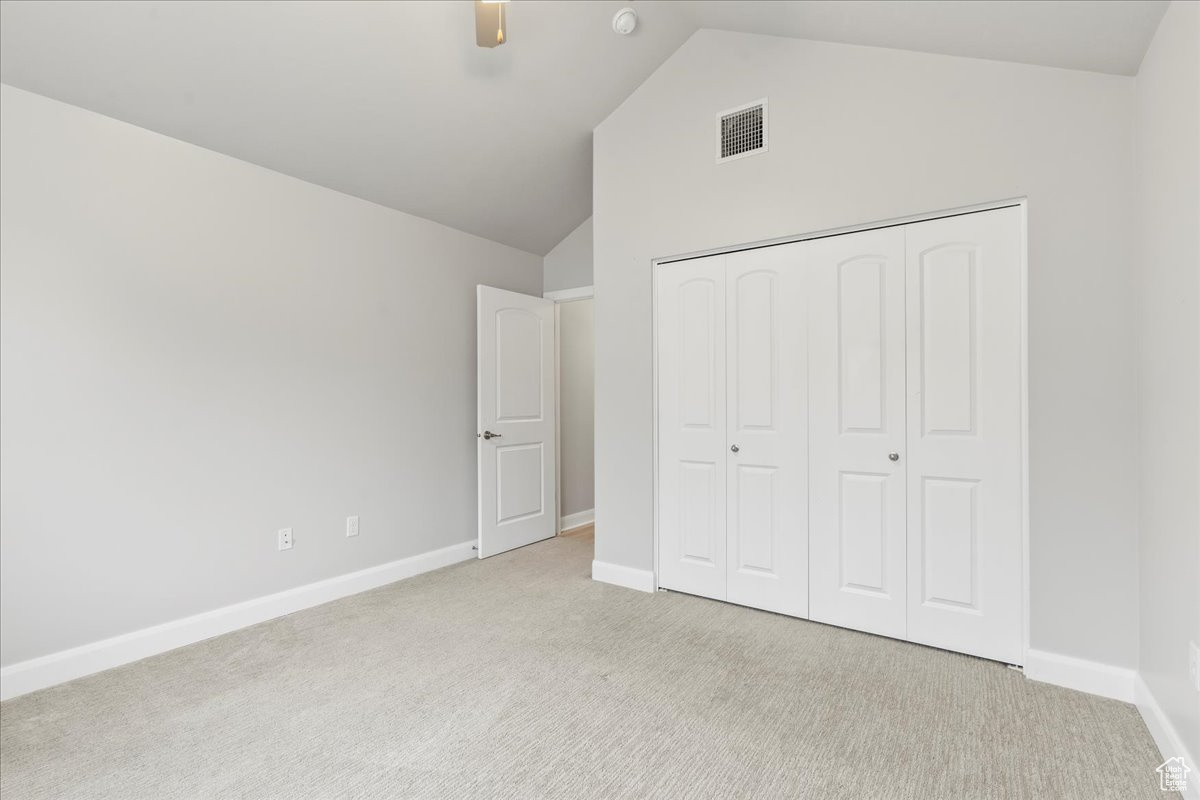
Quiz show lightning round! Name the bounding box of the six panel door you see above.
[725,245,809,618]
[807,227,908,639]
[657,255,728,601]
[904,207,1023,664]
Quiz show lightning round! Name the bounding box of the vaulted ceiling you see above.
[0,1,1168,254]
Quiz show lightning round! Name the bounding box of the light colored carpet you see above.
[0,532,1170,799]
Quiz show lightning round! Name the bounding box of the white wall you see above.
[0,85,542,667]
[558,298,594,519]
[1135,0,1200,762]
[593,32,1140,668]
[543,216,593,293]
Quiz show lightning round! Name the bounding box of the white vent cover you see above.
[716,98,767,163]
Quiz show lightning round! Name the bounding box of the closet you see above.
[655,206,1023,664]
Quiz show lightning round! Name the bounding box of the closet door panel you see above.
[657,256,727,600]
[905,207,1023,664]
[808,227,908,638]
[725,245,808,618]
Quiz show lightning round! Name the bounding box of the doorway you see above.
[548,286,595,538]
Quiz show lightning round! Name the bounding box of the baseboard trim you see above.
[558,508,594,532]
[1023,648,1137,703]
[591,560,655,593]
[1136,675,1200,799]
[0,540,476,702]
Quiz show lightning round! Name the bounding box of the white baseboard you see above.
[1023,648,1137,703]
[0,540,476,702]
[1136,675,1200,799]
[558,508,594,532]
[591,560,655,593]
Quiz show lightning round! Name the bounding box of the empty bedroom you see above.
[1,1,1197,798]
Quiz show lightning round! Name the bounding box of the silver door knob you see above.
[888,452,900,461]
[731,444,740,453]
[483,430,501,440]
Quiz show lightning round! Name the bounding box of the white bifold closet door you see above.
[656,206,1022,665]
[657,254,727,601]
[904,207,1023,664]
[807,209,1022,661]
[657,248,808,617]
[808,227,908,639]
[725,246,808,617]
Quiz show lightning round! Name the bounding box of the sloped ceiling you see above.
[0,1,1168,254]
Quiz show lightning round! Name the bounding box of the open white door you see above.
[477,285,556,558]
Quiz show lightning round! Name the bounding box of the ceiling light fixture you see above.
[612,7,638,36]
[475,0,510,48]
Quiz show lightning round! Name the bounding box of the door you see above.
[808,227,909,639]
[657,255,727,601]
[725,245,809,617]
[477,285,556,558]
[904,207,1023,663]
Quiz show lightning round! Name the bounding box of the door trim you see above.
[655,199,1024,266]
[650,198,1029,665]
[544,285,594,302]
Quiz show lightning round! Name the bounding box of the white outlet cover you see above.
[346,516,360,537]
[278,528,293,550]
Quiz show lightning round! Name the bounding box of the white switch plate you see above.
[1189,641,1200,692]
[278,528,293,551]
[346,516,360,538]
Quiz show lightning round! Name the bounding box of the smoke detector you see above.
[612,7,638,35]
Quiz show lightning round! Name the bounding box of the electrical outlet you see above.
[278,528,293,551]
[1190,641,1200,693]
[346,515,359,538]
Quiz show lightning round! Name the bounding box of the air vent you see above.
[717,99,767,163]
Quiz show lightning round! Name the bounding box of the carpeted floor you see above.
[0,531,1171,799]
